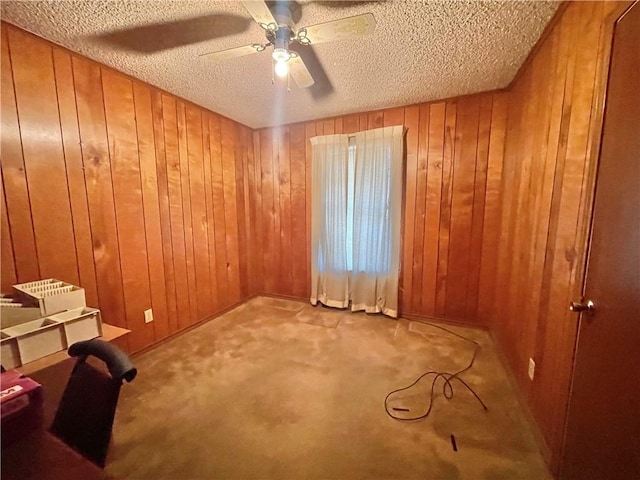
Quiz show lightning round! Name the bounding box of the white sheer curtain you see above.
[310,125,404,317]
[310,134,351,307]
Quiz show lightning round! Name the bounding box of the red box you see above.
[1,370,43,446]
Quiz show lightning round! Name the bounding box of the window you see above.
[348,141,393,274]
[310,126,404,317]
[317,139,393,274]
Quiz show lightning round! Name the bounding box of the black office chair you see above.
[49,339,137,467]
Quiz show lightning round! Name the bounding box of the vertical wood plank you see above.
[515,40,555,370]
[151,91,179,335]
[368,111,384,129]
[532,10,580,411]
[270,127,282,295]
[0,176,17,290]
[421,103,446,317]
[343,114,360,134]
[355,114,365,131]
[477,93,508,323]
[1,27,39,282]
[465,95,493,319]
[519,28,564,356]
[251,130,264,293]
[278,126,293,295]
[161,95,191,330]
[220,117,241,303]
[72,56,128,347]
[410,104,429,313]
[520,35,557,338]
[185,105,212,319]
[242,126,257,296]
[383,108,405,128]
[289,124,307,298]
[445,97,480,319]
[436,102,457,316]
[322,119,335,135]
[133,82,170,341]
[334,117,343,134]
[234,123,249,299]
[210,115,230,306]
[177,102,198,325]
[259,129,275,293]
[201,113,219,312]
[494,76,527,351]
[9,28,79,283]
[52,49,99,307]
[102,69,154,352]
[505,65,537,361]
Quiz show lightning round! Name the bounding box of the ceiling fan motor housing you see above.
[269,0,296,52]
[270,0,301,27]
[271,26,293,49]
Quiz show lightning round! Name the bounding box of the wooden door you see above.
[561,3,640,479]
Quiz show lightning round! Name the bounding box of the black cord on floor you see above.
[384,320,488,421]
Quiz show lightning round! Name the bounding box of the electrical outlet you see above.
[528,358,536,381]
[144,308,153,323]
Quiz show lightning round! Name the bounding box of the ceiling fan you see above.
[93,1,376,97]
[200,1,376,92]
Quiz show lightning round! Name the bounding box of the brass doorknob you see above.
[569,300,595,313]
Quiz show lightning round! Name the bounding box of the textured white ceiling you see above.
[1,1,559,128]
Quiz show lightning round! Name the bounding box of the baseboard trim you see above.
[402,311,490,330]
[254,292,309,303]
[487,329,553,470]
[131,296,253,358]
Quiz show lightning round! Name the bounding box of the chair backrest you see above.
[49,339,136,467]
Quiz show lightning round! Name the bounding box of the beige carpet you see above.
[106,297,551,480]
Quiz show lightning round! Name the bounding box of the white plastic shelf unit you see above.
[13,279,86,315]
[0,296,41,328]
[0,307,102,369]
[0,280,101,369]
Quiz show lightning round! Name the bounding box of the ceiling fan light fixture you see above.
[272,47,291,63]
[272,46,291,78]
[274,58,289,78]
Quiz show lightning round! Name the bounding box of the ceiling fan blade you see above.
[289,53,314,88]
[289,46,334,100]
[93,14,252,53]
[241,0,278,30]
[200,44,267,62]
[296,13,376,45]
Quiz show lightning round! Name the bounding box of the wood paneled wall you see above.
[248,92,508,323]
[1,5,623,473]
[484,1,623,471]
[0,24,251,353]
